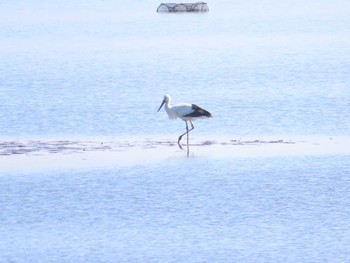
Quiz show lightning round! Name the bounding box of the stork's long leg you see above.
[177,121,195,150]
[177,122,188,150]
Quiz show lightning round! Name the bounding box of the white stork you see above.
[157,95,212,154]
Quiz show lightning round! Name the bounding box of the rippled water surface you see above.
[1,0,350,137]
[1,156,350,262]
[1,0,350,261]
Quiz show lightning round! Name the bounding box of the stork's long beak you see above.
[157,99,166,112]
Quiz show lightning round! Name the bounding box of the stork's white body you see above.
[164,103,201,121]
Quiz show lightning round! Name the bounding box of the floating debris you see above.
[157,2,209,12]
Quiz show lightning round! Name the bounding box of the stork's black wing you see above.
[184,104,212,118]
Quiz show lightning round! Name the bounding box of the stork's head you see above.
[157,94,171,112]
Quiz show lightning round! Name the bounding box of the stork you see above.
[157,95,212,155]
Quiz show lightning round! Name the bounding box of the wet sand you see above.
[1,136,349,172]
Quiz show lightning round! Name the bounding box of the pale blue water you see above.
[1,0,349,137]
[1,156,350,262]
[1,0,350,261]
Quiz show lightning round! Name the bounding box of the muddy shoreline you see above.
[0,138,296,156]
[1,136,349,172]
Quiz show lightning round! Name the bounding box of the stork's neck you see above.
[164,98,176,119]
[165,98,172,111]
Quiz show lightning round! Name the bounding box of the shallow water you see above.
[1,155,350,262]
[1,0,350,137]
[1,0,350,261]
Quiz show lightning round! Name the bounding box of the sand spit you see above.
[0,136,349,172]
[0,138,296,156]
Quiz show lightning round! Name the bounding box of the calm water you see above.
[1,0,350,261]
[1,0,350,137]
[1,156,350,262]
